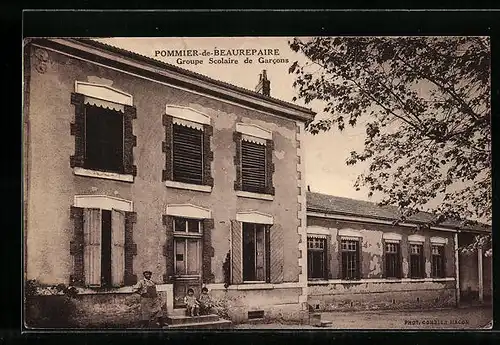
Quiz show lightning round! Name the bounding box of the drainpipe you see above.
[454,231,460,307]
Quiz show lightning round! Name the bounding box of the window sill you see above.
[237,282,274,290]
[72,283,173,295]
[236,190,274,201]
[308,277,456,285]
[74,167,134,183]
[165,180,212,193]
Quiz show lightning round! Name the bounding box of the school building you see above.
[23,38,492,327]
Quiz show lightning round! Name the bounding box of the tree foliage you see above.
[289,37,491,251]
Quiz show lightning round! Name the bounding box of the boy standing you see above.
[133,270,164,328]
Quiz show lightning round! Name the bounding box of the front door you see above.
[172,218,203,308]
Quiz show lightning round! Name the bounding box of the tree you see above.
[289,37,491,254]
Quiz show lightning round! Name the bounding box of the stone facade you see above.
[306,216,458,311]
[24,39,313,326]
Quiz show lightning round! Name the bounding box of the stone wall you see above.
[308,280,456,312]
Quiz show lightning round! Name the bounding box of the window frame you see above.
[383,240,402,279]
[162,108,214,190]
[83,104,125,174]
[340,237,361,280]
[172,217,203,277]
[172,121,205,185]
[70,83,137,182]
[240,137,268,194]
[234,124,275,196]
[431,244,445,278]
[409,243,425,279]
[241,222,270,283]
[307,236,328,280]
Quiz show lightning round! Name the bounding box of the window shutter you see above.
[124,211,137,285]
[241,140,267,193]
[230,220,242,284]
[70,206,84,286]
[265,225,271,283]
[325,235,332,279]
[355,241,361,279]
[111,209,125,287]
[265,139,275,195]
[233,132,242,191]
[202,125,214,186]
[172,124,203,184]
[123,105,137,176]
[162,114,173,182]
[163,215,174,283]
[441,246,446,278]
[83,208,101,286]
[269,224,284,284]
[70,93,85,168]
[397,244,403,279]
[202,218,215,284]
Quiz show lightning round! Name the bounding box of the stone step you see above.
[164,319,232,329]
[170,308,188,316]
[166,314,220,325]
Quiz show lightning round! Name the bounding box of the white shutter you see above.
[83,208,101,286]
[111,209,125,286]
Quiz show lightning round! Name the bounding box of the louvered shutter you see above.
[355,240,361,279]
[172,124,203,184]
[397,244,403,279]
[202,218,215,284]
[111,209,125,286]
[163,215,174,283]
[269,224,284,283]
[230,220,242,284]
[241,140,266,193]
[265,225,271,283]
[83,208,101,286]
[326,235,332,279]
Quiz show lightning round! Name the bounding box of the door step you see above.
[163,319,232,329]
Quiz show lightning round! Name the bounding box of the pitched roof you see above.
[70,38,316,119]
[306,191,491,233]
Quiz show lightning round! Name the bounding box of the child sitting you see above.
[184,288,200,317]
[198,287,214,315]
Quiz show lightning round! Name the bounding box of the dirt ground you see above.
[232,306,493,330]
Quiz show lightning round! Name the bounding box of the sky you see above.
[98,37,374,201]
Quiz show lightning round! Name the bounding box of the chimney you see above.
[255,70,271,96]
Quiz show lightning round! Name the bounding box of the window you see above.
[308,237,327,280]
[234,124,274,196]
[431,245,445,278]
[173,218,203,276]
[409,244,425,278]
[82,208,126,287]
[341,239,360,280]
[162,108,213,189]
[172,123,204,185]
[70,84,137,179]
[242,223,270,282]
[384,242,402,278]
[84,105,124,173]
[241,139,267,193]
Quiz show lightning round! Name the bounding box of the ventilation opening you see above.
[350,301,354,307]
[248,310,265,320]
[392,299,396,304]
[416,297,420,302]
[315,304,320,310]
